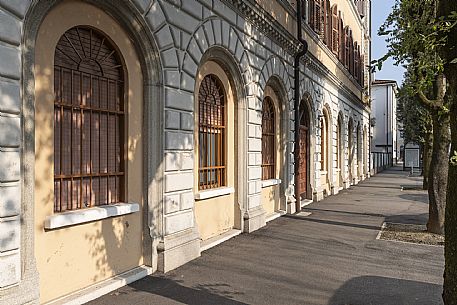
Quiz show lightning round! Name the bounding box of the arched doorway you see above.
[348,118,354,184]
[337,114,344,188]
[357,123,362,180]
[363,125,368,176]
[320,107,331,195]
[298,101,310,200]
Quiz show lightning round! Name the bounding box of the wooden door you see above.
[298,125,308,199]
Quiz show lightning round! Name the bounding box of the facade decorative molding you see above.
[224,0,369,109]
[227,0,301,54]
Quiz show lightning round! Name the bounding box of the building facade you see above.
[0,0,371,304]
[371,79,402,163]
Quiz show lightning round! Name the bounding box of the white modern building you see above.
[371,79,403,163]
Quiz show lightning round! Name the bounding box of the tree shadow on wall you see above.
[328,275,443,305]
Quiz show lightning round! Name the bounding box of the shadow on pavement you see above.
[354,184,403,190]
[385,213,429,225]
[303,207,385,218]
[329,275,443,305]
[283,214,380,231]
[398,193,429,205]
[128,276,247,305]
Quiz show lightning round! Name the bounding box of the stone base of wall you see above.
[331,185,340,196]
[0,267,39,305]
[286,197,297,214]
[343,180,351,189]
[243,206,266,233]
[157,228,200,273]
[313,190,324,202]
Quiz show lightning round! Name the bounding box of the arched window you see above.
[262,97,276,180]
[54,26,125,212]
[331,5,339,54]
[198,75,226,190]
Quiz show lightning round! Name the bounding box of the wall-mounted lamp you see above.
[370,117,376,127]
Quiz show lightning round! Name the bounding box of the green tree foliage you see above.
[397,71,433,189]
[397,75,432,146]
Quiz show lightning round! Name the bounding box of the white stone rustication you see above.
[0,1,25,294]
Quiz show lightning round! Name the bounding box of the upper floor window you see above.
[262,97,276,180]
[331,5,339,55]
[301,1,365,86]
[54,26,125,212]
[198,75,226,190]
[323,0,331,46]
[309,0,321,33]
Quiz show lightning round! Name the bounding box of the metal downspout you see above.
[294,0,308,212]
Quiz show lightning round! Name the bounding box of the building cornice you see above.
[226,0,301,55]
[223,0,368,109]
[305,52,369,110]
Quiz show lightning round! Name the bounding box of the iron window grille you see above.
[54,26,125,212]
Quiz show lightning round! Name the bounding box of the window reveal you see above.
[54,26,124,212]
[198,75,226,190]
[262,97,276,180]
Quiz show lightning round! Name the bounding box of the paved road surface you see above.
[88,167,444,305]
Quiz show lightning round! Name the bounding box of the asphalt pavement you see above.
[88,166,444,305]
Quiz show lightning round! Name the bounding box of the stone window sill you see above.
[195,187,235,200]
[261,179,282,188]
[44,203,140,230]
[321,171,328,175]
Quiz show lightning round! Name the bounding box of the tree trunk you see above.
[444,75,457,305]
[427,112,450,235]
[423,132,433,190]
[437,0,457,302]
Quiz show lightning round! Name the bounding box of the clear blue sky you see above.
[371,0,405,86]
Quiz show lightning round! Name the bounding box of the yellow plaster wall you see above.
[195,194,235,240]
[335,169,342,188]
[320,172,330,194]
[194,61,236,241]
[34,2,144,303]
[261,185,280,216]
